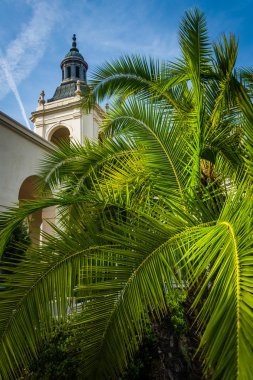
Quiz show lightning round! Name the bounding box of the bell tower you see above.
[31,35,102,145]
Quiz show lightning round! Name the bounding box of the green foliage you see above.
[0,222,31,281]
[166,290,187,333]
[119,324,156,380]
[20,324,82,380]
[1,221,30,260]
[121,292,198,380]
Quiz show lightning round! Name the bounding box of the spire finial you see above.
[72,34,76,48]
[70,34,79,52]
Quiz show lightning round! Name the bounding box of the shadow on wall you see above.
[19,175,55,244]
[50,127,70,146]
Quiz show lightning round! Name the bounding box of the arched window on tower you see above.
[67,66,71,79]
[76,66,80,78]
[50,127,70,146]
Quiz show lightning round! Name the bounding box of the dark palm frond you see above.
[0,237,101,379]
[239,67,253,95]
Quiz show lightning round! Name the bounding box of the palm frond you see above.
[101,98,191,202]
[88,55,162,103]
[182,180,253,379]
[179,8,212,89]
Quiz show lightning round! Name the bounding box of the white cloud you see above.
[0,0,60,100]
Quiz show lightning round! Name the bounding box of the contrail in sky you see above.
[0,0,60,127]
[0,55,31,129]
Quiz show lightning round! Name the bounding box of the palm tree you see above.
[0,8,253,380]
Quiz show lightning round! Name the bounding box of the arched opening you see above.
[19,176,56,244]
[75,66,80,78]
[19,176,42,244]
[50,127,70,146]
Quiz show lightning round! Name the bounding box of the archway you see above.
[19,176,56,244]
[50,127,70,146]
[19,176,42,244]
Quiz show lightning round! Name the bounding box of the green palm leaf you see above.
[182,180,253,379]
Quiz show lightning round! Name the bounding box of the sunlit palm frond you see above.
[67,210,192,379]
[182,179,253,379]
[179,8,212,90]
[100,98,191,204]
[237,86,253,178]
[211,34,239,127]
[39,137,138,191]
[88,55,162,103]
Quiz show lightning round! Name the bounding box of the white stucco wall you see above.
[0,93,103,212]
[0,112,52,210]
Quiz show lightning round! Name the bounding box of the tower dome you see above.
[60,34,88,82]
[48,34,88,102]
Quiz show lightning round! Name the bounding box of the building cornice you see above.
[0,111,53,151]
[31,97,105,122]
[30,96,83,121]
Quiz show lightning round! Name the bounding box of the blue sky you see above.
[0,0,253,129]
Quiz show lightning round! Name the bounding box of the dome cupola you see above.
[60,34,88,83]
[47,34,88,102]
